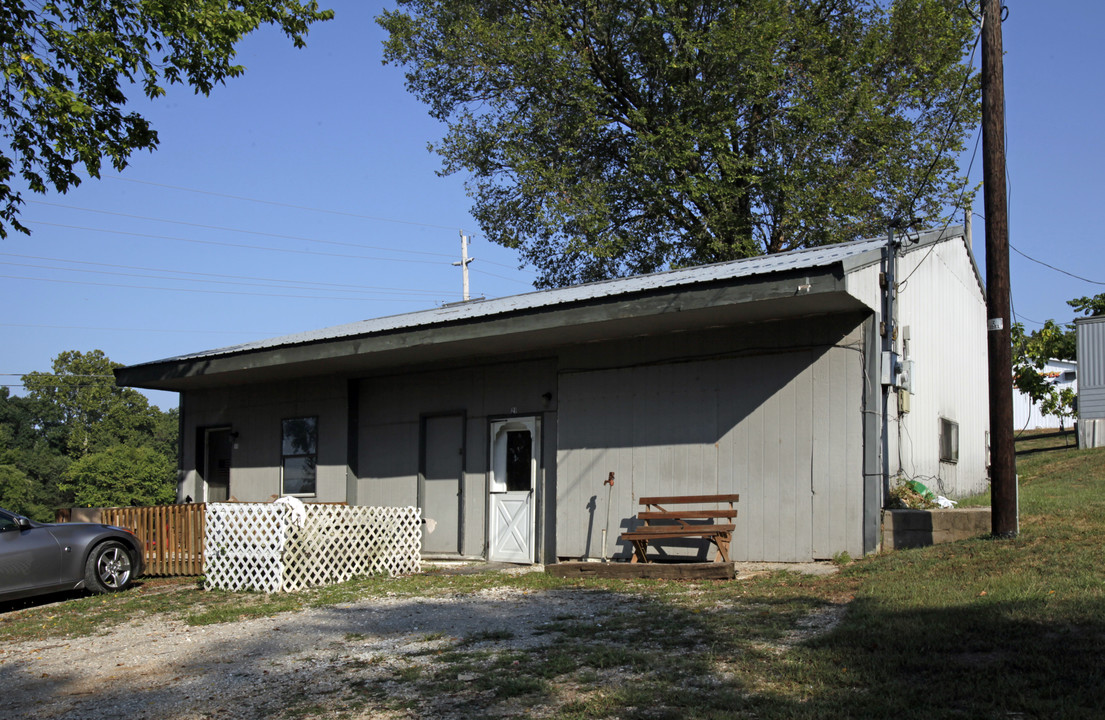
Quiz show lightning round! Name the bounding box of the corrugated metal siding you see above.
[556,334,866,562]
[1077,318,1105,420]
[811,338,866,558]
[180,378,349,503]
[892,236,989,497]
[1081,389,1105,420]
[845,261,883,313]
[357,359,558,558]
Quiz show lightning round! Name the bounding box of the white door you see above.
[488,417,538,563]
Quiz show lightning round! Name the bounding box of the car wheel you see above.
[84,541,134,593]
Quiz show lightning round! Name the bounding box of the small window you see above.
[281,417,318,496]
[939,417,959,464]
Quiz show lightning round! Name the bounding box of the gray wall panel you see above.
[810,349,832,557]
[357,358,557,559]
[1081,388,1105,418]
[181,378,348,503]
[360,420,419,507]
[827,345,849,554]
[557,320,866,562]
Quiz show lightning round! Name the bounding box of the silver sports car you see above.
[0,507,145,603]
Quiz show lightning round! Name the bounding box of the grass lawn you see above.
[2,436,1103,718]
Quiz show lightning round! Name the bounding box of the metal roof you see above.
[127,227,962,368]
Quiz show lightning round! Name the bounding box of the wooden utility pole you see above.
[981,0,1017,537]
[453,231,474,301]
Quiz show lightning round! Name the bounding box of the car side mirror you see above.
[16,516,31,530]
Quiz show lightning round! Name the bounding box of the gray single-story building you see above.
[116,226,990,564]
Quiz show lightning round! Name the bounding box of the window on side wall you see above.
[281,417,318,496]
[939,417,959,464]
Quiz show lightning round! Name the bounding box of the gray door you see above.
[421,414,464,555]
[205,428,233,503]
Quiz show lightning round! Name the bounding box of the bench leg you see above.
[713,533,732,563]
[629,540,648,564]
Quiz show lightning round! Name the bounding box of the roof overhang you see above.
[116,264,869,392]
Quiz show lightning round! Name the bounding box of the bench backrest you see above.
[638,509,736,520]
[638,494,740,506]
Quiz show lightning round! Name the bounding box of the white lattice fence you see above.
[205,503,421,593]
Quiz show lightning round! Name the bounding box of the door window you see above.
[490,419,536,493]
[505,430,532,492]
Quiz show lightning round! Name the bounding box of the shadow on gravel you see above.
[5,589,1104,719]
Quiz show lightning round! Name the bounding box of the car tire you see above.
[84,541,135,594]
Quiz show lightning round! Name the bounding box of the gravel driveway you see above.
[3,562,839,719]
[2,583,632,720]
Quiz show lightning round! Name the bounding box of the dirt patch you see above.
[3,563,843,719]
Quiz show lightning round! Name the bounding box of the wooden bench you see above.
[621,494,739,564]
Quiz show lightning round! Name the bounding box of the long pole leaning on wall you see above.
[981,0,1018,537]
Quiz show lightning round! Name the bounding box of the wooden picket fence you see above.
[100,503,206,576]
[64,501,418,582]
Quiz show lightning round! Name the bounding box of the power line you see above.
[42,187,526,271]
[0,273,453,302]
[0,322,287,335]
[1010,244,1104,286]
[471,267,537,286]
[898,121,984,293]
[0,253,453,298]
[88,178,523,271]
[28,200,459,261]
[898,24,983,223]
[27,220,452,267]
[2,383,136,391]
[894,19,985,293]
[1,262,453,298]
[104,174,467,232]
[1,373,115,378]
[26,221,536,289]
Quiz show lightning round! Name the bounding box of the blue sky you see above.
[2,2,1101,410]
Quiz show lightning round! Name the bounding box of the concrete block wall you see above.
[882,507,992,550]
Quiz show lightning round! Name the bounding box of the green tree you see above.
[1012,292,1104,430]
[3,353,178,514]
[380,0,980,287]
[23,349,170,458]
[1012,320,1077,429]
[0,388,70,518]
[1069,294,1105,317]
[59,445,174,508]
[149,406,181,464]
[0,462,52,521]
[0,0,332,239]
